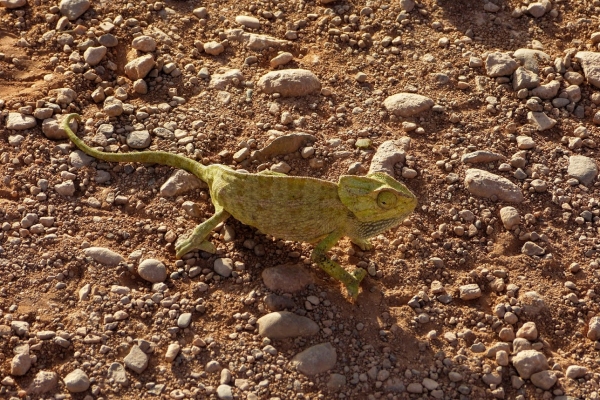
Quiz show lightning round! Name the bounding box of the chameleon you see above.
[62,113,417,299]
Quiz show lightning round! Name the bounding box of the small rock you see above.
[42,114,78,140]
[124,54,155,80]
[177,313,192,328]
[575,52,600,88]
[588,316,600,341]
[459,284,481,300]
[132,35,156,52]
[383,93,434,117]
[214,258,233,277]
[165,343,181,362]
[107,362,128,385]
[291,342,337,376]
[209,69,243,89]
[257,311,319,339]
[138,259,167,283]
[59,0,90,20]
[26,371,58,395]
[0,0,27,8]
[216,384,233,400]
[124,345,149,373]
[254,133,316,161]
[500,206,520,229]
[103,96,124,117]
[513,67,540,90]
[512,350,548,379]
[262,264,313,292]
[160,170,206,197]
[527,2,547,18]
[407,382,423,394]
[64,369,90,393]
[6,113,36,130]
[126,130,151,149]
[516,136,535,149]
[485,52,518,77]
[568,155,597,186]
[566,365,588,379]
[530,370,557,390]
[527,111,556,131]
[83,46,107,66]
[236,15,260,29]
[522,241,544,256]
[464,169,523,203]
[257,69,321,97]
[461,150,504,164]
[204,41,225,56]
[270,52,293,68]
[516,321,538,340]
[531,80,560,99]
[11,353,31,376]
[83,247,124,266]
[55,180,76,196]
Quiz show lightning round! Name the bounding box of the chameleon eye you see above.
[377,191,397,209]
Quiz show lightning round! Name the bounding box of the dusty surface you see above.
[1,0,600,399]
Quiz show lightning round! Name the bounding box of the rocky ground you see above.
[1,0,600,399]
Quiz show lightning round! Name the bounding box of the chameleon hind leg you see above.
[311,231,367,300]
[175,208,230,258]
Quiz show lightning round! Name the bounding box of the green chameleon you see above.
[63,114,417,299]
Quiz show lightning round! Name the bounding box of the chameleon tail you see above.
[62,113,207,181]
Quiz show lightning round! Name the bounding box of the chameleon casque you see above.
[63,113,417,299]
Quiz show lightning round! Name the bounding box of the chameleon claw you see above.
[344,268,367,300]
[352,239,373,251]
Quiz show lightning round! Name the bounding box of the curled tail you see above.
[63,113,207,181]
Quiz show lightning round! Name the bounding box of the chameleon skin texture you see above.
[63,113,417,299]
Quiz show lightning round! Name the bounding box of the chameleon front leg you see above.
[175,207,231,258]
[351,238,373,251]
[311,231,367,300]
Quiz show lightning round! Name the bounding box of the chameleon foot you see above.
[175,238,216,258]
[352,239,373,251]
[344,268,367,300]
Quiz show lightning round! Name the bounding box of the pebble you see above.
[407,382,423,393]
[531,80,560,99]
[511,350,548,379]
[254,133,316,161]
[291,342,337,376]
[588,316,600,341]
[209,69,243,89]
[461,150,504,164]
[204,41,225,56]
[98,33,118,47]
[262,264,313,292]
[107,362,128,385]
[575,52,600,88]
[568,155,597,186]
[459,284,481,300]
[369,139,409,176]
[527,111,556,131]
[516,321,538,340]
[522,241,544,256]
[64,369,90,393]
[177,313,192,328]
[257,69,321,97]
[257,311,319,339]
[26,370,58,395]
[11,353,31,376]
[59,0,90,20]
[264,294,295,311]
[383,93,434,117]
[83,247,124,266]
[126,130,151,149]
[0,0,26,8]
[500,206,520,229]
[236,15,260,29]
[124,54,155,80]
[165,343,181,362]
[513,67,540,90]
[516,136,535,149]
[485,52,518,77]
[216,384,233,400]
[160,170,206,197]
[6,113,36,130]
[464,169,524,203]
[103,96,124,117]
[138,259,167,283]
[214,258,233,277]
[206,360,222,373]
[42,114,77,140]
[83,46,107,66]
[530,370,557,390]
[527,2,547,18]
[566,365,587,379]
[270,52,293,68]
[132,35,156,52]
[124,345,149,373]
[55,180,76,196]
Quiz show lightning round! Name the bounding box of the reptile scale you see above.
[63,113,417,299]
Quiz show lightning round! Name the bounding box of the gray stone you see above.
[459,284,481,300]
[138,259,167,283]
[204,41,225,55]
[513,48,550,73]
[216,384,233,400]
[55,181,76,196]
[527,111,556,131]
[126,130,151,149]
[132,35,156,52]
[214,258,233,277]
[0,0,27,8]
[124,54,155,80]
[383,93,434,117]
[98,33,118,47]
[512,67,540,90]
[257,311,319,339]
[254,133,316,162]
[327,373,347,392]
[59,0,90,20]
[257,69,321,97]
[236,15,260,29]
[64,369,90,393]
[500,206,520,229]
[512,350,548,379]
[516,322,538,340]
[83,46,107,66]
[407,382,423,393]
[566,365,587,379]
[485,52,518,77]
[291,342,337,376]
[42,114,78,140]
[10,353,31,376]
[369,139,410,176]
[177,313,192,328]
[530,370,557,390]
[522,241,544,256]
[124,345,149,373]
[165,343,181,362]
[568,155,597,186]
[83,247,124,266]
[588,316,600,341]
[527,2,546,17]
[103,96,124,117]
[10,321,29,336]
[70,149,94,168]
[6,113,36,130]
[461,150,504,164]
[209,69,243,90]
[107,362,128,385]
[531,80,560,99]
[464,169,523,203]
[262,264,313,293]
[160,170,207,197]
[26,371,58,395]
[575,52,600,88]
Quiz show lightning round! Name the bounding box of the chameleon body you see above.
[63,114,417,299]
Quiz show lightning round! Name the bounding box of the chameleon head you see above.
[337,172,417,223]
